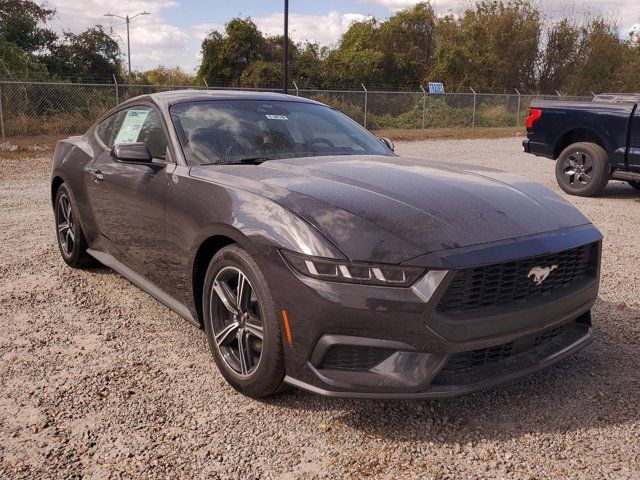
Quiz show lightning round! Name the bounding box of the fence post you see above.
[515,88,521,128]
[293,80,299,96]
[0,83,5,145]
[419,85,427,131]
[470,87,477,128]
[361,84,368,129]
[113,74,119,106]
[203,78,209,90]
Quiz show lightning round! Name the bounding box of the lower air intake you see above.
[319,345,395,371]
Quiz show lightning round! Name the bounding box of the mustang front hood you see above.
[192,155,591,264]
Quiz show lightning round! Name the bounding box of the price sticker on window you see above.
[114,109,150,144]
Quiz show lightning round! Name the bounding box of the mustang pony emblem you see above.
[528,265,558,285]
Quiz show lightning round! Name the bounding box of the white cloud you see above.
[254,11,370,47]
[48,0,196,73]
[359,0,421,11]
[362,0,640,34]
[190,23,226,42]
[192,12,369,48]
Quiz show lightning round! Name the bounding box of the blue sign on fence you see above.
[428,82,445,94]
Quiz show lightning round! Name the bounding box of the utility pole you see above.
[283,0,289,94]
[104,11,150,82]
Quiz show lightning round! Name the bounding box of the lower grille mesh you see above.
[431,321,587,386]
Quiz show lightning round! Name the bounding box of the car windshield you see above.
[169,99,391,165]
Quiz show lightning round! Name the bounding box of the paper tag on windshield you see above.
[266,114,288,120]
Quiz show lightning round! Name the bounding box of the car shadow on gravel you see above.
[597,183,640,200]
[269,299,639,443]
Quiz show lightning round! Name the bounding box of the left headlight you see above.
[281,250,425,287]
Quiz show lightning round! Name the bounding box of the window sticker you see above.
[266,114,288,120]
[114,109,150,144]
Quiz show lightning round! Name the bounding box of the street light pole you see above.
[104,11,150,81]
[283,0,289,94]
[126,16,131,80]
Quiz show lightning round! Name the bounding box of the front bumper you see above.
[257,225,601,399]
[285,319,592,399]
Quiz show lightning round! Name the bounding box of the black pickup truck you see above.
[523,94,640,196]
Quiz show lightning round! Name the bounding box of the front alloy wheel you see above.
[203,245,285,397]
[210,267,264,376]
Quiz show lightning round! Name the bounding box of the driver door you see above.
[86,104,175,288]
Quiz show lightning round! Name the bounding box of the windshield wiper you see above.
[228,156,272,165]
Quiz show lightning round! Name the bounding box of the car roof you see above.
[118,89,324,108]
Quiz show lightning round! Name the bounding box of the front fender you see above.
[164,167,346,316]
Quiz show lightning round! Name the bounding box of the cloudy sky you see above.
[47,0,640,73]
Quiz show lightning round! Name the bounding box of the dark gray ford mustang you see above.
[51,90,602,398]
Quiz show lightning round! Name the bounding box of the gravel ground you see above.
[1,137,639,479]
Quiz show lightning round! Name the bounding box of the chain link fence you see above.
[0,80,592,145]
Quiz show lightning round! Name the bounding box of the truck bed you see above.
[524,98,637,168]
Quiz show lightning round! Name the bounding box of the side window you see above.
[111,106,169,160]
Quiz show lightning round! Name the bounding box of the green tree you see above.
[0,0,56,78]
[239,60,281,87]
[322,4,437,87]
[537,19,584,93]
[142,65,195,86]
[0,0,56,54]
[45,26,123,80]
[561,19,630,94]
[429,0,541,91]
[199,18,266,84]
[377,2,436,86]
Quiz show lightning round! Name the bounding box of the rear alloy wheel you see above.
[556,142,609,197]
[54,184,95,268]
[628,180,640,191]
[203,245,285,397]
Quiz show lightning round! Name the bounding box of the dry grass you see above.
[0,135,60,160]
[373,126,524,142]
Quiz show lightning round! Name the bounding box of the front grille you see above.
[431,320,588,386]
[437,243,598,313]
[319,345,395,371]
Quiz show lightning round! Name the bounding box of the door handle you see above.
[89,169,104,182]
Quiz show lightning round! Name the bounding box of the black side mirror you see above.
[111,142,152,163]
[379,137,395,152]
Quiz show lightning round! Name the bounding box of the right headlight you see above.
[281,250,426,287]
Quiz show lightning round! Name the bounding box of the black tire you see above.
[628,181,640,191]
[54,184,95,268]
[202,245,285,398]
[555,142,610,197]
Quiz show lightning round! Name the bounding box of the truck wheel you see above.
[628,181,640,191]
[556,142,610,197]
